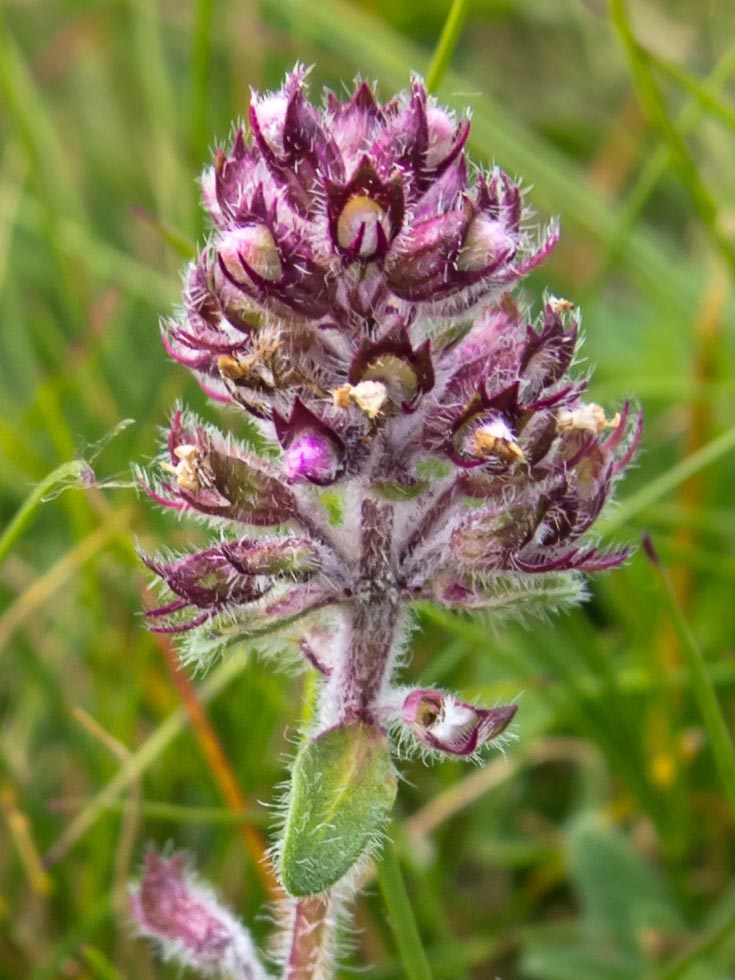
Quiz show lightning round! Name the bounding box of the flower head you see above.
[130,852,270,979]
[143,67,639,660]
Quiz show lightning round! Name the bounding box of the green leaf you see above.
[568,813,681,954]
[281,722,398,896]
[523,941,640,980]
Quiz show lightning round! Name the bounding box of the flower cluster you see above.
[143,66,638,656]
[134,66,640,980]
[131,852,270,979]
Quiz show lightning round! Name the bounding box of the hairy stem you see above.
[283,501,409,978]
[283,895,335,980]
[319,499,403,727]
[339,599,401,721]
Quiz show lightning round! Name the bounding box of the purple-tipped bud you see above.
[218,224,283,284]
[400,689,517,756]
[284,429,342,484]
[250,93,289,155]
[348,326,434,410]
[274,400,345,486]
[457,215,516,273]
[425,105,457,166]
[130,852,270,979]
[336,195,390,259]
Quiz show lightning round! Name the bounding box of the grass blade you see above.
[377,840,435,980]
[642,535,735,820]
[426,0,471,93]
[599,423,735,535]
[0,460,94,566]
[609,0,735,273]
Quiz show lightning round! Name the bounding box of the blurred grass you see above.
[0,1,733,978]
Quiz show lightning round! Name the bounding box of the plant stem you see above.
[280,500,428,979]
[592,37,735,289]
[426,0,471,93]
[284,895,335,980]
[190,0,216,157]
[377,840,435,980]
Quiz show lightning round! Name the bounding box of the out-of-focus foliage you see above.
[0,0,733,977]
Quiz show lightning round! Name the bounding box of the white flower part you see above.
[470,418,524,461]
[251,93,288,153]
[557,403,620,435]
[548,294,575,314]
[429,697,476,745]
[332,380,389,419]
[161,445,214,493]
[336,195,390,258]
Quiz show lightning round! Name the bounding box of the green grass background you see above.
[0,0,734,977]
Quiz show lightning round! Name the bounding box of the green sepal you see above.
[371,479,429,501]
[280,721,398,896]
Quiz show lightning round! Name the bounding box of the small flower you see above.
[217,224,283,285]
[274,399,345,485]
[284,430,341,484]
[332,380,388,419]
[557,402,621,434]
[130,852,271,979]
[398,689,517,757]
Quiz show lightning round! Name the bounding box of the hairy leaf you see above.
[280,722,397,896]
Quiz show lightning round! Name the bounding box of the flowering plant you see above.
[131,66,640,979]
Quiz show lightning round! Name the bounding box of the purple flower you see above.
[142,57,641,772]
[136,65,642,977]
[146,71,639,656]
[130,852,270,979]
[396,688,517,757]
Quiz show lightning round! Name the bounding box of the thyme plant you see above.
[130,66,640,979]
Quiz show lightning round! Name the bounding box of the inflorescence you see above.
[131,65,641,980]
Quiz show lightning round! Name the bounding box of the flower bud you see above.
[218,225,282,284]
[425,105,456,167]
[401,689,517,756]
[336,194,390,259]
[130,852,270,979]
[284,429,343,485]
[457,215,516,273]
[274,399,346,486]
[347,327,435,411]
[250,93,288,154]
